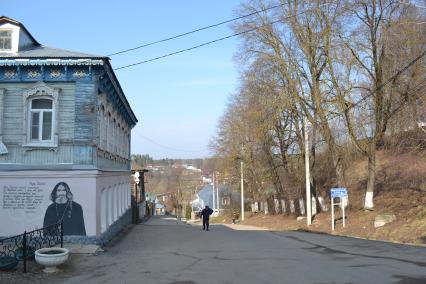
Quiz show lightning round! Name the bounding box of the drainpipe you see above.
[0,89,7,155]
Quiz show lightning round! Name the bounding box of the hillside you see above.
[212,150,426,245]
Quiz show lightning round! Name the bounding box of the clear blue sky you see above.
[3,1,242,159]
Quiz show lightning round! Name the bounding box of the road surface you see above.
[11,215,426,284]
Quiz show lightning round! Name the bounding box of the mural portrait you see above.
[43,182,86,236]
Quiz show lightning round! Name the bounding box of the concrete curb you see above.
[286,228,426,248]
[63,243,104,254]
[221,223,269,231]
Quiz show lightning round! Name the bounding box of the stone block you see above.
[311,197,317,216]
[318,196,328,212]
[274,199,280,214]
[374,213,396,228]
[299,199,305,215]
[289,200,295,214]
[280,199,286,214]
[254,202,259,212]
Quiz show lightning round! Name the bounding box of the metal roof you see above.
[0,16,138,126]
[0,45,106,59]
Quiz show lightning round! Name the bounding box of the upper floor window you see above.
[30,98,53,141]
[23,83,59,148]
[0,30,12,51]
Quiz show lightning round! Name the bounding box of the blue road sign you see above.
[331,188,348,198]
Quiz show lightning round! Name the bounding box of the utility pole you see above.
[240,160,244,221]
[212,171,215,210]
[304,117,312,226]
[216,171,219,212]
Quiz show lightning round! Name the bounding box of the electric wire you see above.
[112,0,425,70]
[106,2,287,57]
[113,21,282,70]
[397,0,426,9]
[133,129,208,153]
[3,2,425,156]
[343,49,426,113]
[113,10,311,70]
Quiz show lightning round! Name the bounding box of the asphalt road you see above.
[26,216,426,284]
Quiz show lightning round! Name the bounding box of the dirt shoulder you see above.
[211,151,426,245]
[212,203,426,245]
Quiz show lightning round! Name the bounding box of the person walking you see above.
[201,205,213,231]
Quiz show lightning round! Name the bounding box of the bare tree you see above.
[337,0,426,209]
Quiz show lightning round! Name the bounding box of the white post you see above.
[216,171,219,212]
[342,198,346,227]
[212,172,215,210]
[241,160,244,221]
[305,118,312,226]
[331,197,335,231]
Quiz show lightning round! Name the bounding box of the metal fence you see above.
[0,222,63,272]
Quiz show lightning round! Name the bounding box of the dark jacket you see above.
[200,207,213,219]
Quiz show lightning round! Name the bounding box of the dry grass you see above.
[214,150,426,245]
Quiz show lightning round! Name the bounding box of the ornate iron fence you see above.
[0,222,63,272]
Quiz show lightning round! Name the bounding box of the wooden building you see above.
[0,17,137,243]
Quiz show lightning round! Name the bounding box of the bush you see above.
[185,204,192,220]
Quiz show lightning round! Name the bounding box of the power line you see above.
[112,0,426,70]
[397,0,426,9]
[134,131,208,153]
[303,49,426,127]
[347,49,426,112]
[114,8,314,71]
[113,19,277,70]
[106,3,286,57]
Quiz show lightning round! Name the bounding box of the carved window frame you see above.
[22,82,60,148]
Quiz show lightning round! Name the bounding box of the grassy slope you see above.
[212,150,426,244]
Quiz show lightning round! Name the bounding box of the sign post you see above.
[330,188,348,231]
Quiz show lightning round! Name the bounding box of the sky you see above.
[2,0,243,159]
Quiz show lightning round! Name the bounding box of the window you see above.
[100,105,107,149]
[121,127,125,157]
[29,99,53,141]
[117,123,121,156]
[0,30,12,51]
[113,118,117,154]
[107,112,112,152]
[23,83,59,147]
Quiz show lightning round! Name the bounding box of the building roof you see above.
[0,45,106,59]
[196,184,213,208]
[0,16,138,127]
[0,16,105,59]
[0,16,39,45]
[192,184,239,210]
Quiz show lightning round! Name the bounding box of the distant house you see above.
[183,165,202,172]
[202,176,212,184]
[0,17,137,242]
[156,192,173,202]
[155,203,166,216]
[191,184,240,212]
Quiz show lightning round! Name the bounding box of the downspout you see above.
[0,89,8,154]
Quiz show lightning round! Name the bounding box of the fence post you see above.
[60,222,63,248]
[23,231,27,273]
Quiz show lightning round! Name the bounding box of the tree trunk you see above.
[364,145,376,209]
[334,156,346,187]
